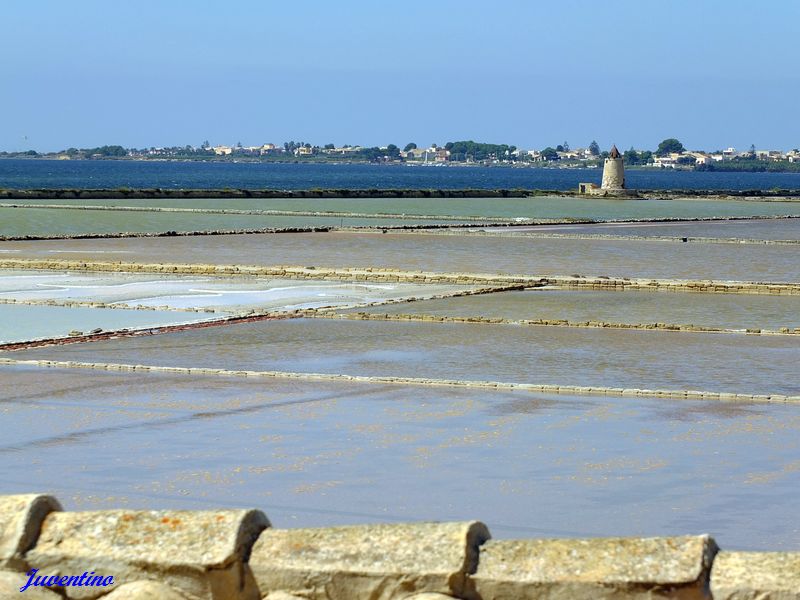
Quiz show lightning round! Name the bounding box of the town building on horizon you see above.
[9,138,799,170]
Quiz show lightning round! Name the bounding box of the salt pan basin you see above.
[5,232,799,282]
[0,270,474,312]
[0,366,798,551]
[0,304,212,344]
[0,206,460,237]
[12,318,800,396]
[499,217,800,241]
[11,195,800,221]
[349,289,800,331]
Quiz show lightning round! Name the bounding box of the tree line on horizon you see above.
[1,139,674,160]
[4,138,798,171]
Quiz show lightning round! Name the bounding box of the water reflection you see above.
[5,232,799,282]
[1,367,797,550]
[13,319,800,395]
[353,289,800,331]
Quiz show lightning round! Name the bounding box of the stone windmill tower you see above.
[601,145,625,190]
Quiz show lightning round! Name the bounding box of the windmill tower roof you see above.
[609,145,621,159]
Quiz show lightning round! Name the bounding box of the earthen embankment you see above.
[2,258,799,294]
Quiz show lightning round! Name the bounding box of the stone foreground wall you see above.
[0,495,797,599]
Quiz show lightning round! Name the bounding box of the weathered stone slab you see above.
[250,521,490,600]
[473,535,717,599]
[263,593,310,600]
[25,508,269,600]
[101,580,190,599]
[0,568,62,598]
[710,551,800,599]
[0,493,61,571]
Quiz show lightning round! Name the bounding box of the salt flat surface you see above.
[351,289,800,330]
[0,366,797,550]
[4,232,798,282]
[0,270,472,312]
[13,319,800,396]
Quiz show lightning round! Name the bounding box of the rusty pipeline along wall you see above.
[0,493,797,599]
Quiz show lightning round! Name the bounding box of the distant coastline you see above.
[3,159,800,193]
[0,156,607,173]
[4,137,799,173]
[3,154,800,173]
[3,188,800,200]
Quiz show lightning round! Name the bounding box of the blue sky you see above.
[2,1,798,152]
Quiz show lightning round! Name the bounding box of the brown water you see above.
[12,319,800,396]
[3,232,800,282]
[491,218,800,241]
[351,289,800,331]
[1,366,798,550]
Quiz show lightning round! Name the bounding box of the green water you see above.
[0,208,460,237]
[8,195,800,220]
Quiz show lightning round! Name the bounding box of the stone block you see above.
[0,569,62,598]
[710,551,800,599]
[26,508,269,600]
[473,535,717,599]
[250,521,490,600]
[263,593,309,600]
[101,580,190,599]
[0,493,62,571]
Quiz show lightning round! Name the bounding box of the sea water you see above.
[2,159,800,190]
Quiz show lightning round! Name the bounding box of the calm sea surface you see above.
[2,159,800,190]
